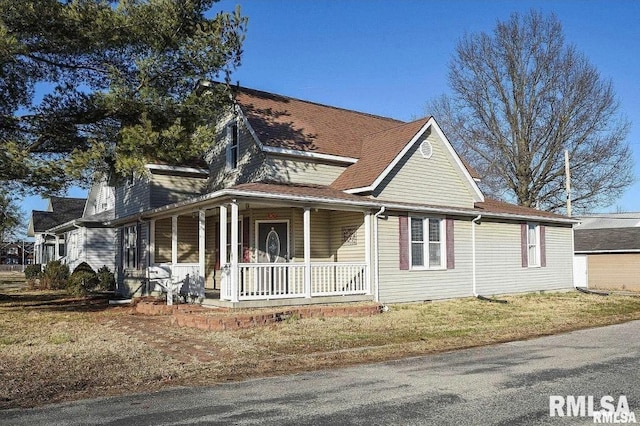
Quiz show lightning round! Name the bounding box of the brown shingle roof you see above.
[330,118,431,191]
[474,198,568,220]
[234,86,403,158]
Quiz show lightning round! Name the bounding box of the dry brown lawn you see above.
[2,281,640,409]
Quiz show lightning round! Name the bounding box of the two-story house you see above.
[42,178,117,273]
[111,85,576,307]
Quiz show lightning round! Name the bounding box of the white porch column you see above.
[219,205,228,299]
[171,215,178,266]
[230,201,239,302]
[149,219,156,266]
[304,207,312,298]
[364,211,372,294]
[198,209,206,298]
[54,235,60,260]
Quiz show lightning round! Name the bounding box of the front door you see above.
[257,221,289,294]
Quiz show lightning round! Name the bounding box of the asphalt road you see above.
[3,320,640,425]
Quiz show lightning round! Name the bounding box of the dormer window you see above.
[226,123,239,170]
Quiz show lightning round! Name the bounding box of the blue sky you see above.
[21,0,640,236]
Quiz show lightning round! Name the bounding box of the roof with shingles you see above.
[330,118,431,191]
[474,198,568,220]
[234,86,404,159]
[574,227,640,252]
[234,87,480,191]
[31,197,86,232]
[230,183,571,222]
[231,182,370,203]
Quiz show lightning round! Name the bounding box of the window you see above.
[410,217,445,269]
[226,123,239,170]
[126,172,134,188]
[527,223,540,267]
[124,225,138,269]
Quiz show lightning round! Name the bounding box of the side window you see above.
[226,123,239,170]
[410,217,444,269]
[124,225,138,269]
[527,223,539,267]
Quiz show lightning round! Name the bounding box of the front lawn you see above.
[2,286,640,409]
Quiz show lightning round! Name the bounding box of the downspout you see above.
[373,206,386,303]
[471,215,482,297]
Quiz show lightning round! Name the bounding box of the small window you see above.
[527,223,540,267]
[226,123,239,170]
[410,217,445,269]
[124,225,138,269]
[126,173,135,188]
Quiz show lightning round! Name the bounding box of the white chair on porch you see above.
[148,265,199,305]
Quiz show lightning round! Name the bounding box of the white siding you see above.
[207,116,267,190]
[84,228,116,272]
[374,130,475,208]
[475,221,573,295]
[377,215,574,303]
[150,174,207,209]
[115,175,150,218]
[330,211,365,263]
[377,215,473,303]
[264,156,347,186]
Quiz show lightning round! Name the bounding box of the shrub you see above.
[67,262,99,296]
[40,261,70,290]
[24,264,42,280]
[96,265,116,291]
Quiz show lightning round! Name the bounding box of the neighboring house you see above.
[574,214,640,290]
[27,197,86,265]
[0,241,34,265]
[44,179,117,273]
[111,85,576,307]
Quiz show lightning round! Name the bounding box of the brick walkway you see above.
[134,299,383,331]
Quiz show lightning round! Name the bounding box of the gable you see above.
[372,126,479,208]
[331,118,482,207]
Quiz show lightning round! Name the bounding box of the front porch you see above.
[147,198,374,308]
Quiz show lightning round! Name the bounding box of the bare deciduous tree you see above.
[430,10,633,213]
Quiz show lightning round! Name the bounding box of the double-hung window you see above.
[527,223,540,267]
[410,217,445,269]
[226,123,239,170]
[124,225,138,269]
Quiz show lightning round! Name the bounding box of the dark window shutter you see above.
[214,222,220,270]
[540,225,546,267]
[446,218,455,269]
[521,223,528,267]
[399,215,409,270]
[242,217,250,263]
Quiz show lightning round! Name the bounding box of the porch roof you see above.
[110,182,576,225]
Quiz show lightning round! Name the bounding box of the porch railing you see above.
[221,262,369,301]
[153,263,203,297]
